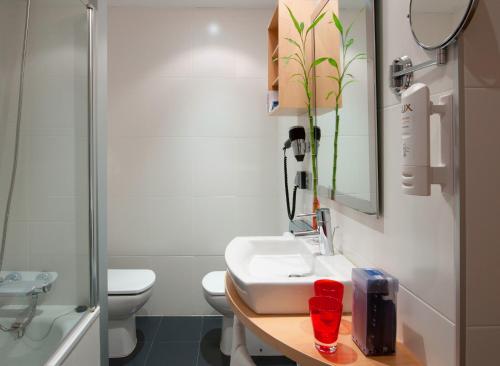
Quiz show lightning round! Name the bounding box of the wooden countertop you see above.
[225,274,422,366]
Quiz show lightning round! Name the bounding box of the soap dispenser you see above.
[400,83,453,196]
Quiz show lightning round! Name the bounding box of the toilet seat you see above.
[202,271,233,317]
[108,269,155,295]
[202,271,226,296]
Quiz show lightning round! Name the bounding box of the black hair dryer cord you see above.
[283,149,298,221]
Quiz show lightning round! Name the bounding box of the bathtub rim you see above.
[44,306,100,366]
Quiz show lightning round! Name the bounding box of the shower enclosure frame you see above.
[0,0,106,363]
[87,2,99,312]
[2,0,98,317]
[50,1,106,363]
[46,1,105,363]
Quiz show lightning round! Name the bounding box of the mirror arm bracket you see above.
[390,48,447,95]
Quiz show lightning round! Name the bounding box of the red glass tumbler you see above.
[314,279,344,303]
[309,296,343,354]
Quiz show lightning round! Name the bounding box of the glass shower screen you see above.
[0,0,95,364]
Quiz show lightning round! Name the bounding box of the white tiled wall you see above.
[462,0,500,364]
[279,1,459,365]
[0,0,90,306]
[108,7,281,315]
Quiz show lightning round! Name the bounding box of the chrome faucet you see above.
[292,208,335,256]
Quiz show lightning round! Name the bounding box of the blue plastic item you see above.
[351,268,399,356]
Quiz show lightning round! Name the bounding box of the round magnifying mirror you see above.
[410,0,477,50]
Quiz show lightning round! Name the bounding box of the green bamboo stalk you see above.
[282,6,327,205]
[327,11,366,198]
[308,104,318,199]
[332,102,340,197]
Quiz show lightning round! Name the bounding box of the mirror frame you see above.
[312,0,380,216]
[409,0,479,50]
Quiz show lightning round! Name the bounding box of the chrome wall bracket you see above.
[390,48,448,95]
[294,171,310,190]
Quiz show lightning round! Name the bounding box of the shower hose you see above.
[0,0,29,278]
[0,0,39,338]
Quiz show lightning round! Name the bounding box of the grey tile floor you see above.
[109,316,296,366]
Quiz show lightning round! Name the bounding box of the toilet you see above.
[108,269,156,358]
[202,271,279,357]
[202,271,234,355]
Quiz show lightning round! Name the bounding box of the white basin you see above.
[225,235,355,314]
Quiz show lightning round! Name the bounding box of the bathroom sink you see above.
[225,235,355,314]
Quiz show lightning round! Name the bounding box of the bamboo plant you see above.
[282,5,328,211]
[326,12,366,197]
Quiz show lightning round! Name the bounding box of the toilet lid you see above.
[108,269,156,295]
[202,271,226,296]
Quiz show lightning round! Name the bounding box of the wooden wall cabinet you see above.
[268,0,339,116]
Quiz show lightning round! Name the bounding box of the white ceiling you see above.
[109,0,276,8]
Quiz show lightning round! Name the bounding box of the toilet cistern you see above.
[292,208,335,256]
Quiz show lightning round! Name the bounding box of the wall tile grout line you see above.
[467,325,500,329]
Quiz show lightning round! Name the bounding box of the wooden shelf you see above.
[267,4,279,94]
[272,44,279,60]
[226,274,422,366]
[268,105,308,116]
[267,1,317,116]
[271,76,279,89]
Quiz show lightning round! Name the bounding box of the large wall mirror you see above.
[313,0,379,215]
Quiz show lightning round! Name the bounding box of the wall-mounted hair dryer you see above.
[283,125,321,220]
[284,126,306,161]
[400,83,453,196]
[283,125,321,160]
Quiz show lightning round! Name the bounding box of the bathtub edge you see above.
[44,306,101,366]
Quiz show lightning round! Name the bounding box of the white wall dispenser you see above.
[400,83,453,196]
